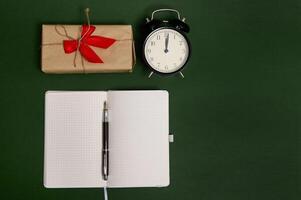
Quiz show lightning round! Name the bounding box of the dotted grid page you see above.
[44,91,107,188]
[107,90,170,188]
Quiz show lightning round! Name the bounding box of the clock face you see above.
[144,28,190,74]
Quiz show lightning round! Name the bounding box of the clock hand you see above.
[164,33,169,53]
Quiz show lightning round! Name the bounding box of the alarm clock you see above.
[143,9,191,78]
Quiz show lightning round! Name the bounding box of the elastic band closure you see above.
[169,134,174,143]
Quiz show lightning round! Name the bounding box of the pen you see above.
[102,101,109,181]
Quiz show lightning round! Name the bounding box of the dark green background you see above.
[0,0,300,199]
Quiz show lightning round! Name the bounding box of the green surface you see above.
[0,0,300,199]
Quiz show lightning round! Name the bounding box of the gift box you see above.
[41,25,135,73]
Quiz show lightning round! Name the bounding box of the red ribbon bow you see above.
[63,25,116,63]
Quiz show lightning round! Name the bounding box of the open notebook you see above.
[44,90,170,188]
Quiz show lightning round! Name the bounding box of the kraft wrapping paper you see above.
[41,25,135,73]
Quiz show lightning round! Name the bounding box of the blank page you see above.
[44,91,107,188]
[107,90,169,187]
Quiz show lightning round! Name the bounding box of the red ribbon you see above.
[63,25,116,63]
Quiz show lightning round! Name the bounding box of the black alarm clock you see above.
[143,9,191,78]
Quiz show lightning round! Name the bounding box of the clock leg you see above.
[179,72,185,78]
[148,71,154,78]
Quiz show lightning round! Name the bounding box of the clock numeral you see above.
[156,35,161,40]
[182,49,186,53]
[164,65,168,70]
[179,41,183,46]
[147,49,151,53]
[150,57,154,61]
[164,32,169,37]
[179,57,183,61]
[157,62,161,67]
[151,41,155,46]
